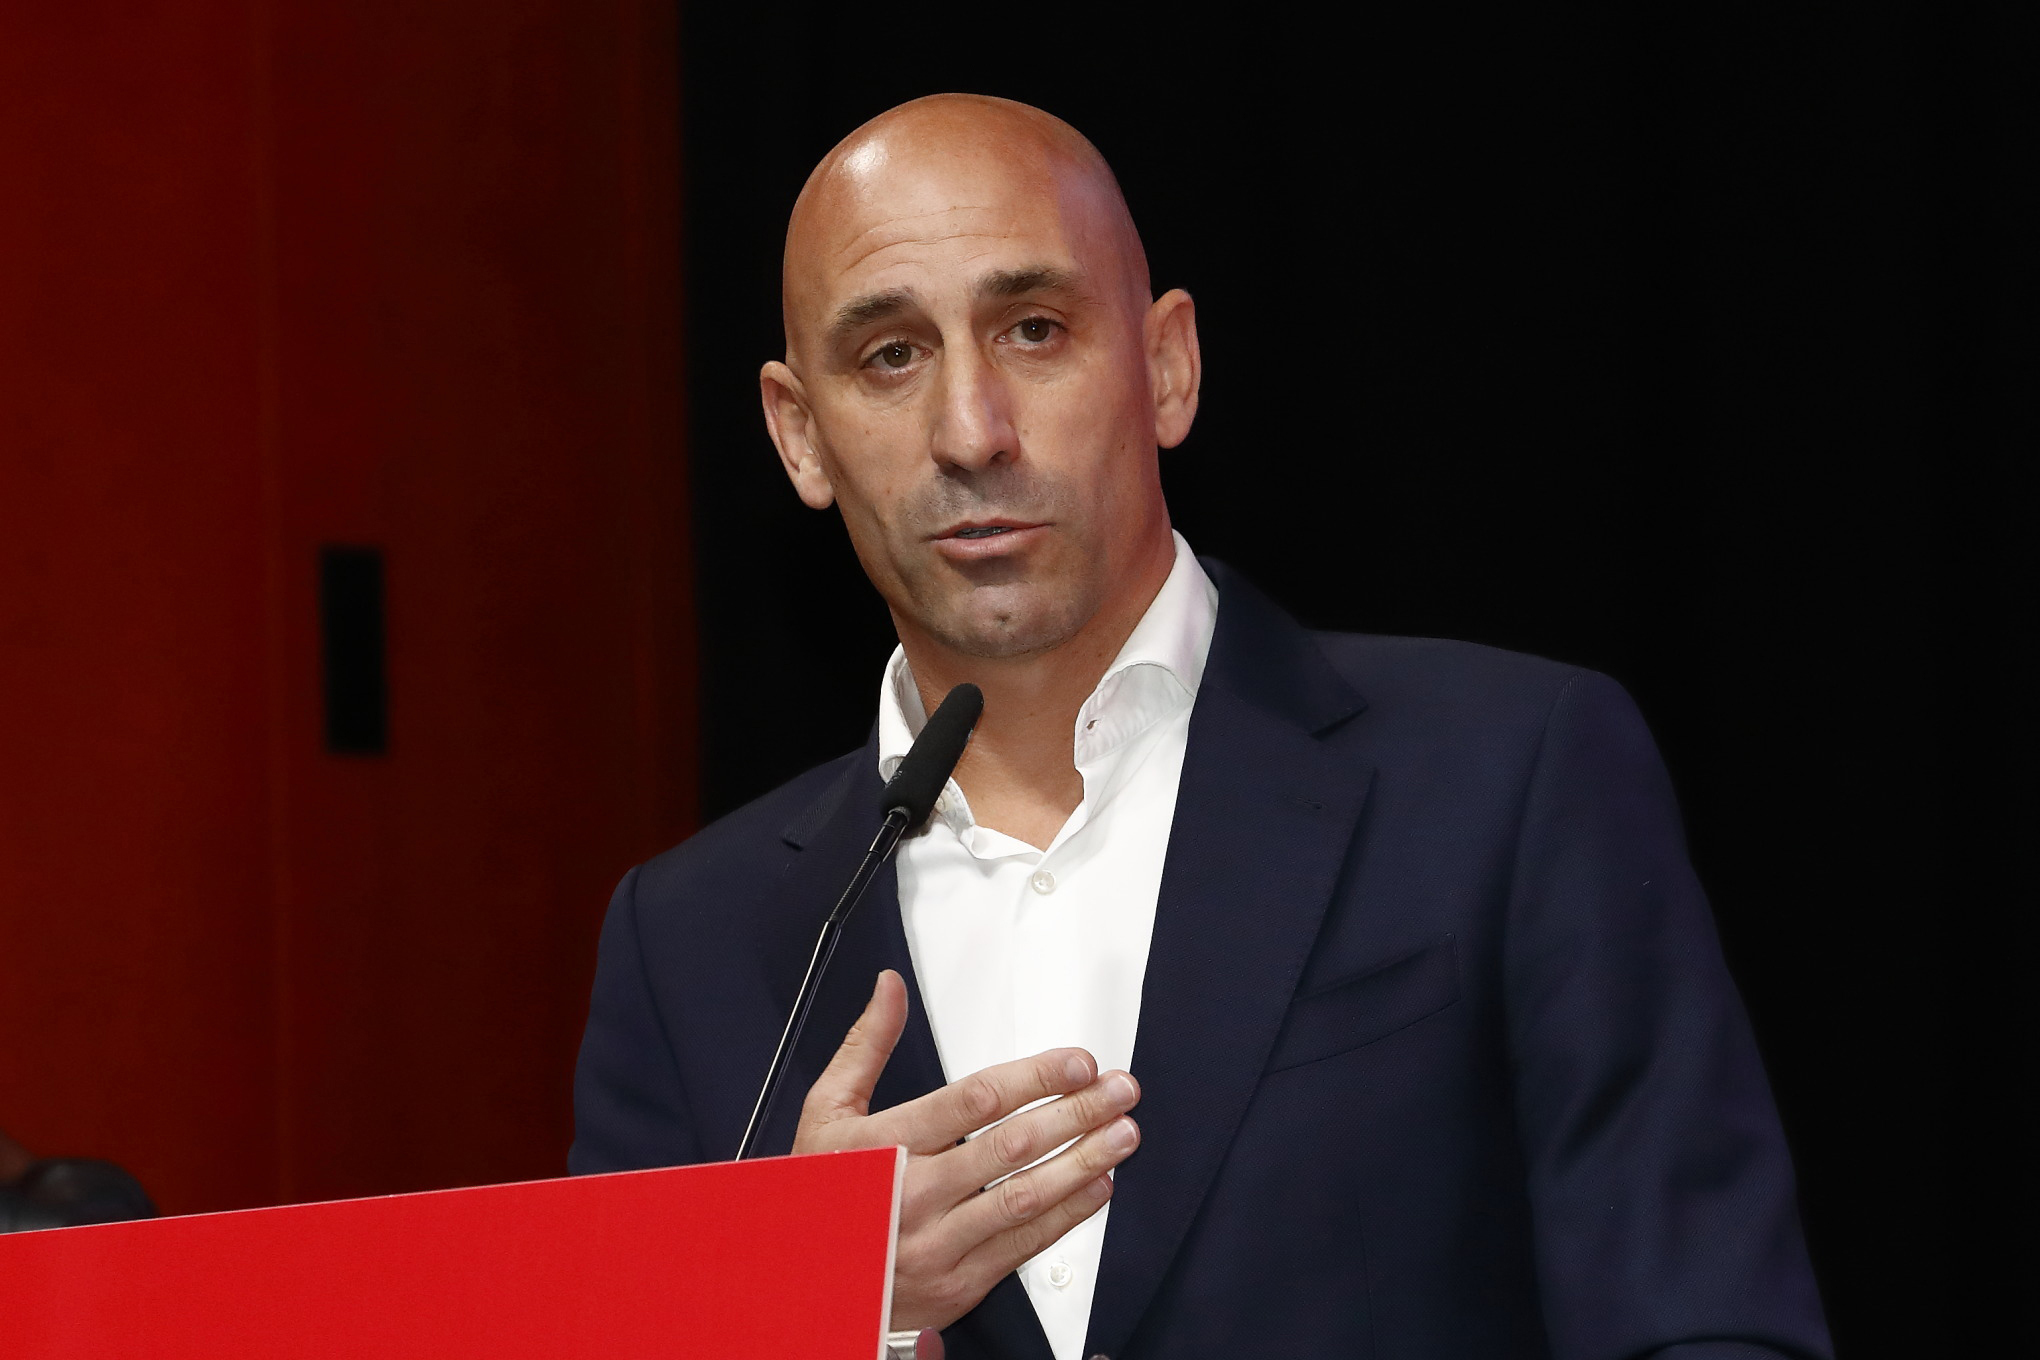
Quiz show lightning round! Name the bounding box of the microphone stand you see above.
[733,680,980,1161]
[734,806,911,1161]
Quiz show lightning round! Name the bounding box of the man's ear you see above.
[760,360,836,509]
[1145,288,1202,450]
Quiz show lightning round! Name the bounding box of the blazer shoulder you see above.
[630,749,865,917]
[1296,633,1678,867]
[1309,632,1598,728]
[1201,561,1610,745]
[1298,632,1669,788]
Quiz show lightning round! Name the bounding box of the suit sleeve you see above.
[568,864,706,1175]
[1502,671,1832,1360]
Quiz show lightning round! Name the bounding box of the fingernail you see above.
[1103,1072,1137,1106]
[1063,1053,1092,1086]
[1107,1117,1138,1152]
[1090,1174,1114,1201]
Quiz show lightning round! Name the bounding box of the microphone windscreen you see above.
[882,683,983,825]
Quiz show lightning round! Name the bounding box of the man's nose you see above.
[928,346,1018,472]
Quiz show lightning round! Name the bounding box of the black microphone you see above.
[735,682,983,1160]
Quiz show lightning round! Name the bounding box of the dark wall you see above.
[680,4,2030,1355]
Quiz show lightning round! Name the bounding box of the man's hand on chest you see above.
[792,969,1142,1333]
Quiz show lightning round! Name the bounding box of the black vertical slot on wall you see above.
[319,545,388,755]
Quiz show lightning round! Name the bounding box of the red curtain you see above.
[0,0,694,1214]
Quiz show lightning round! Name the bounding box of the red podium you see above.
[0,1148,904,1359]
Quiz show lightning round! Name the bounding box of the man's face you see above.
[768,127,1179,660]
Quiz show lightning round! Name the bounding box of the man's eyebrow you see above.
[979,266,1081,299]
[824,268,1085,349]
[827,289,915,345]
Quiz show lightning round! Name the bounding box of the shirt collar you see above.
[877,530,1218,786]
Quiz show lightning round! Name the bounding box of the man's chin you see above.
[920,589,1092,661]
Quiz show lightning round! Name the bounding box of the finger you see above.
[976,1171,1115,1273]
[942,1114,1138,1264]
[925,1070,1140,1205]
[915,1329,944,1360]
[879,1047,1099,1158]
[799,970,906,1128]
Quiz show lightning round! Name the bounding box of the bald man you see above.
[571,96,1832,1360]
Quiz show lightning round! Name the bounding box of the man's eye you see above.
[872,341,914,369]
[1014,317,1055,343]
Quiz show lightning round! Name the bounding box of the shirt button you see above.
[1047,1258,1074,1289]
[1030,869,1056,895]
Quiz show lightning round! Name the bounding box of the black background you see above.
[678,5,2032,1354]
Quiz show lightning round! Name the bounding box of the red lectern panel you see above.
[1,1148,903,1359]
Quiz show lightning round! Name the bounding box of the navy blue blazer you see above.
[571,563,1832,1360]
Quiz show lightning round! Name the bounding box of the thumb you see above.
[802,970,907,1126]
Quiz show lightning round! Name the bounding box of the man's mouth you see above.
[937,518,1043,542]
[932,520,1047,558]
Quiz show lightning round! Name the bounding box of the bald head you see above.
[758,94,1199,672]
[781,95,1150,363]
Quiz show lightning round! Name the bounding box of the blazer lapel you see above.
[770,746,1058,1360]
[760,745,948,1154]
[1085,564,1373,1360]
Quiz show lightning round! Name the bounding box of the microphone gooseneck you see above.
[735,683,984,1160]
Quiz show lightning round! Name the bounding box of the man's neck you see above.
[898,537,1176,849]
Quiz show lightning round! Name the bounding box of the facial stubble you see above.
[876,462,1104,661]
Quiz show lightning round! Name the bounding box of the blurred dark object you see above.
[0,1128,157,1234]
[0,1126,30,1183]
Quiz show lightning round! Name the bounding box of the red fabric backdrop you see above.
[0,0,694,1214]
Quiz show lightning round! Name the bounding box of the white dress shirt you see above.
[877,531,1218,1360]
